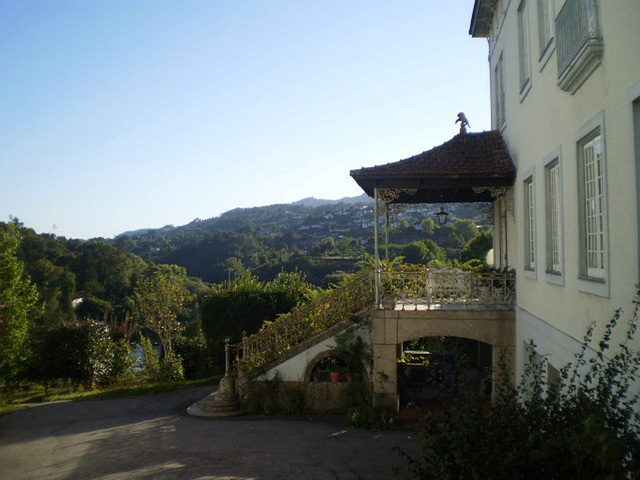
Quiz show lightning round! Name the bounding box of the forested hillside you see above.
[0,198,491,391]
[111,197,490,284]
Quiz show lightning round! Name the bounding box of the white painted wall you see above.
[259,324,372,382]
[479,0,640,378]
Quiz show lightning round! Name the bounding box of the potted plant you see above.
[317,356,342,382]
[331,329,372,383]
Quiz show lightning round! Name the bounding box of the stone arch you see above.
[303,349,338,382]
[371,309,515,410]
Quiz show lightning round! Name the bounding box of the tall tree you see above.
[401,239,447,265]
[0,222,39,384]
[460,230,493,264]
[130,267,187,356]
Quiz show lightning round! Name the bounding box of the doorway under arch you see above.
[371,308,515,411]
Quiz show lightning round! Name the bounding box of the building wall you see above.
[479,0,640,379]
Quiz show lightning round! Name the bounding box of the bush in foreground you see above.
[400,292,640,479]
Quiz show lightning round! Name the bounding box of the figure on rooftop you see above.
[455,112,470,133]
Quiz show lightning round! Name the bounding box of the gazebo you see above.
[350,129,518,409]
[350,129,516,305]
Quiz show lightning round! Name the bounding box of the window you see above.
[518,0,532,99]
[577,127,607,286]
[495,52,506,129]
[537,0,555,68]
[556,0,603,93]
[524,175,536,273]
[545,156,563,279]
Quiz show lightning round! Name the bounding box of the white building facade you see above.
[470,0,640,383]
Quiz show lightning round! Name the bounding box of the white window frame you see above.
[576,112,608,297]
[536,0,555,70]
[518,0,532,101]
[544,149,564,285]
[524,170,537,278]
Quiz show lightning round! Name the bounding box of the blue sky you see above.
[1,1,490,239]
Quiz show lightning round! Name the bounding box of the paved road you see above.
[0,386,420,480]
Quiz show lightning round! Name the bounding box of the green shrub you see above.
[174,335,213,379]
[103,339,135,387]
[400,292,640,479]
[140,335,160,381]
[347,403,396,430]
[27,320,120,391]
[158,353,184,383]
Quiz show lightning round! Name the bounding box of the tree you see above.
[71,241,147,317]
[130,267,188,357]
[200,271,316,368]
[0,222,39,385]
[421,218,435,235]
[314,237,336,255]
[28,320,121,390]
[460,230,493,264]
[401,239,447,265]
[451,219,478,244]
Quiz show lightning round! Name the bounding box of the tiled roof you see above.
[350,130,515,203]
[351,130,514,179]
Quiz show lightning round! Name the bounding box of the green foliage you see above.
[200,271,316,367]
[331,323,372,375]
[130,267,188,356]
[241,269,374,372]
[400,295,640,480]
[174,334,213,379]
[421,217,436,235]
[158,353,185,383]
[108,339,136,386]
[140,335,160,381]
[71,240,147,317]
[0,222,39,385]
[313,236,336,255]
[450,218,478,245]
[460,229,493,264]
[28,320,120,390]
[401,239,447,265]
[347,403,397,430]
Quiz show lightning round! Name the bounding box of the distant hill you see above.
[292,193,372,208]
[111,195,489,284]
[116,194,372,238]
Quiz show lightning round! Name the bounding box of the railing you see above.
[379,267,515,310]
[240,265,515,373]
[240,270,374,372]
[556,0,601,79]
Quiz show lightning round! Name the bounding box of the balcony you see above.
[378,267,515,311]
[556,0,603,94]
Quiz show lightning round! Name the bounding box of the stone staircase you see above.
[238,269,374,375]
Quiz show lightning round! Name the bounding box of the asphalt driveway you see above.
[0,385,420,480]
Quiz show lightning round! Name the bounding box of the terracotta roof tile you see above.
[351,130,515,179]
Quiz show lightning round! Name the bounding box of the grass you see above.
[0,375,221,416]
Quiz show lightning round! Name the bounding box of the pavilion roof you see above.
[350,130,515,204]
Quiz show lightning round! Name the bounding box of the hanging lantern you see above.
[435,206,449,225]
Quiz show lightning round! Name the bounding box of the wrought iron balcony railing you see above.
[378,267,515,310]
[239,266,515,373]
[556,0,603,93]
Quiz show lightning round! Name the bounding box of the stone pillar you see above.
[373,343,399,410]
